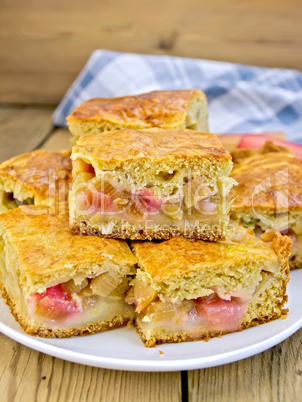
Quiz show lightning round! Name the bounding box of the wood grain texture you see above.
[188,328,302,402]
[0,333,181,402]
[1,0,302,104]
[0,107,54,162]
[40,128,71,151]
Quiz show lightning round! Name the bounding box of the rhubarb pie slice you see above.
[128,227,291,347]
[0,149,72,215]
[0,206,137,337]
[69,128,236,241]
[66,89,208,144]
[230,141,302,269]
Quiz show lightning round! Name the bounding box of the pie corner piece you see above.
[0,149,72,213]
[0,206,137,338]
[69,128,235,241]
[230,141,302,269]
[128,227,291,347]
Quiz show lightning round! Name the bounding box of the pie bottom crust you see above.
[70,219,225,241]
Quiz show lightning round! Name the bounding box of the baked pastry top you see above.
[131,228,291,283]
[0,206,137,295]
[230,141,302,269]
[230,146,302,213]
[128,228,291,346]
[131,230,289,283]
[231,140,293,164]
[0,149,72,208]
[72,128,231,171]
[67,89,208,127]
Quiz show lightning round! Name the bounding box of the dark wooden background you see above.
[1,0,302,106]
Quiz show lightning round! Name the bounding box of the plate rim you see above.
[0,318,301,372]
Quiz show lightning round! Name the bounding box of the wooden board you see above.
[0,107,54,162]
[1,0,302,105]
[40,128,71,151]
[0,333,181,402]
[188,328,302,402]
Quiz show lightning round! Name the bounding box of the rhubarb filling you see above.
[127,291,248,333]
[71,162,232,226]
[27,274,134,328]
[125,277,271,334]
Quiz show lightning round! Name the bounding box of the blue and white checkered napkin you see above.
[53,49,302,142]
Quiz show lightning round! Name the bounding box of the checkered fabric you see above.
[53,50,302,142]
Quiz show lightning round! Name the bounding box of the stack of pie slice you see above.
[0,89,293,347]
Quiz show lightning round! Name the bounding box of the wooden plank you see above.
[0,0,302,104]
[0,333,181,402]
[40,128,71,151]
[188,328,302,402]
[0,107,54,162]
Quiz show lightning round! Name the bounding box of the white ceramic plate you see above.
[0,270,301,372]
